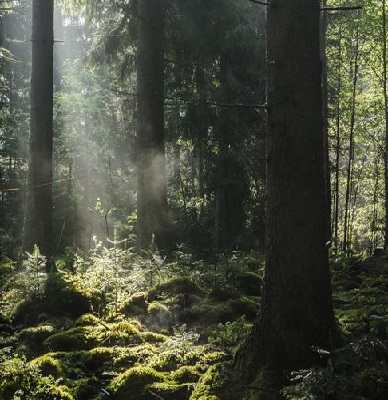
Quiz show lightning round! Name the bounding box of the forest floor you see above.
[0,249,388,399]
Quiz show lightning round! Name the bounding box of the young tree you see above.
[24,0,54,264]
[233,0,340,396]
[136,0,168,250]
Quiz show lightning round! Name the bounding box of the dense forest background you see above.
[1,0,388,399]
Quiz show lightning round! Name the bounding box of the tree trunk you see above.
[343,28,359,254]
[25,0,54,264]
[136,0,168,250]
[320,0,332,244]
[382,0,388,250]
[333,27,342,255]
[233,1,339,397]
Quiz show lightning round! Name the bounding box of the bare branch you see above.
[247,0,269,5]
[321,6,363,11]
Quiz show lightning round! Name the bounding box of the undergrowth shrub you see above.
[0,348,73,399]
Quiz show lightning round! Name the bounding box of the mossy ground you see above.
[2,251,388,399]
[0,252,260,399]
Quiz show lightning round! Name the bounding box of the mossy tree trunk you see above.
[136,0,169,250]
[25,0,54,264]
[233,1,340,398]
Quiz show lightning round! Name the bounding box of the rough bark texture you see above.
[136,0,168,250]
[232,1,339,398]
[25,0,54,260]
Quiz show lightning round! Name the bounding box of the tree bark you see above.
[343,28,359,253]
[382,0,388,250]
[136,0,168,250]
[233,1,340,397]
[25,0,54,264]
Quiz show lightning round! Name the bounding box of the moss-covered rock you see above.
[147,278,205,302]
[108,366,169,399]
[43,327,93,351]
[18,325,55,354]
[112,343,158,369]
[12,273,92,326]
[74,313,100,327]
[30,353,63,378]
[172,365,202,383]
[70,377,100,400]
[149,381,193,400]
[122,292,148,316]
[190,364,224,400]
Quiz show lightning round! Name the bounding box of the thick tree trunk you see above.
[25,0,54,263]
[382,0,388,250]
[233,1,339,397]
[136,0,168,250]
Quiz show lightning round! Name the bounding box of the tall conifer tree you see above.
[25,0,54,264]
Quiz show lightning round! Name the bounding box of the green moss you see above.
[185,296,258,325]
[12,273,92,326]
[172,365,202,383]
[18,325,55,354]
[44,273,92,318]
[34,376,74,400]
[138,331,168,344]
[84,346,116,371]
[190,364,224,400]
[336,308,368,336]
[122,292,148,316]
[108,366,169,399]
[70,377,100,400]
[74,313,100,327]
[148,382,193,400]
[43,327,93,351]
[112,344,158,369]
[30,354,63,378]
[147,278,205,302]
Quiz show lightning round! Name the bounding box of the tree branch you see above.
[321,6,363,11]
[247,0,269,5]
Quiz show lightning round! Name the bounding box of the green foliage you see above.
[30,354,63,378]
[190,364,224,400]
[282,337,388,400]
[18,325,55,355]
[108,366,168,400]
[0,349,73,399]
[20,246,47,300]
[208,316,252,349]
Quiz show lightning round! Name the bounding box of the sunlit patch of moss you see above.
[35,376,74,399]
[107,365,169,399]
[112,344,158,369]
[172,365,202,383]
[74,313,100,327]
[30,354,63,378]
[148,381,193,400]
[138,331,168,344]
[336,308,368,336]
[190,364,224,400]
